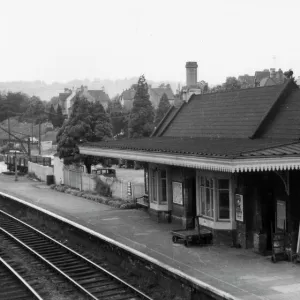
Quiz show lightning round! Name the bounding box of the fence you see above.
[28,161,54,182]
[63,167,145,200]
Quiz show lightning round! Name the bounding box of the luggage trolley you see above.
[271,222,288,263]
[171,216,212,247]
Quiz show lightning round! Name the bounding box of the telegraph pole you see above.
[8,116,11,145]
[14,151,18,181]
[38,121,41,155]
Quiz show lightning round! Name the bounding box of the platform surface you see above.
[1,175,300,300]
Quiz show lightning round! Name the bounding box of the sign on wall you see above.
[276,200,286,230]
[172,181,183,205]
[235,194,244,222]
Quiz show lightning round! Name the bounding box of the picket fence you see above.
[63,167,144,200]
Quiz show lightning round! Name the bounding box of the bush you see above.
[94,176,112,197]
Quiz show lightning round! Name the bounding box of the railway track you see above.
[0,209,152,300]
[0,256,42,300]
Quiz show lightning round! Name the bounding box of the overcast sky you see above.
[1,0,299,85]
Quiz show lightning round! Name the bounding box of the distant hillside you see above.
[0,78,181,101]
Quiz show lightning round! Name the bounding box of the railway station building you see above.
[79,79,300,254]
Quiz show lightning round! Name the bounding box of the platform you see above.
[1,174,300,300]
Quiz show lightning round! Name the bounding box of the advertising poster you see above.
[235,194,244,222]
[172,182,183,205]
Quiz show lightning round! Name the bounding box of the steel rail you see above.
[0,256,43,300]
[0,209,153,300]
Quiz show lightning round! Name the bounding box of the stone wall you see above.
[28,161,54,182]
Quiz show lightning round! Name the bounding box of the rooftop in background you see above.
[121,89,135,101]
[150,86,175,100]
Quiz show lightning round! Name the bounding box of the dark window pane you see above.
[205,178,210,187]
[161,170,166,179]
[161,179,167,202]
[200,176,204,186]
[206,187,210,215]
[219,190,230,219]
[201,187,205,214]
[219,179,229,189]
[210,189,214,218]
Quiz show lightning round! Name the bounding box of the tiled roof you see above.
[255,70,270,82]
[58,92,71,102]
[260,89,300,139]
[240,141,300,157]
[121,89,135,101]
[163,82,293,139]
[152,104,183,137]
[238,75,255,85]
[260,77,276,87]
[87,90,110,102]
[83,137,298,159]
[151,87,175,100]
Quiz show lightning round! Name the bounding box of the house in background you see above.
[120,89,135,111]
[148,86,175,108]
[58,86,110,118]
[238,68,285,88]
[237,75,255,89]
[120,85,175,110]
[79,79,300,254]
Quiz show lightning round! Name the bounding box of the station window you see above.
[160,170,167,203]
[199,176,214,218]
[152,169,158,202]
[150,168,168,204]
[144,168,149,195]
[218,179,230,220]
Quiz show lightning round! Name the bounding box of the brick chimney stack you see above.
[186,61,198,87]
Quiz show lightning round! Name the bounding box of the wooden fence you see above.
[63,167,144,200]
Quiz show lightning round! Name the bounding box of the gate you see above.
[63,167,82,190]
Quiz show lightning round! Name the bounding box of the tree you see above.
[128,75,155,138]
[56,96,112,172]
[284,69,296,82]
[155,93,171,126]
[222,77,241,91]
[0,92,29,122]
[24,96,48,124]
[49,104,56,125]
[52,104,65,128]
[50,96,59,107]
[209,84,224,93]
[106,95,122,114]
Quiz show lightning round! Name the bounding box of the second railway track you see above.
[0,209,152,300]
[0,256,42,300]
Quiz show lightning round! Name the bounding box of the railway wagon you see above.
[5,154,28,173]
[4,155,52,173]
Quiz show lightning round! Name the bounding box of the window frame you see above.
[160,169,167,204]
[217,179,230,221]
[199,176,215,219]
[150,167,168,204]
[197,173,232,224]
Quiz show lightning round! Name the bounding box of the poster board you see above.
[172,181,183,205]
[235,194,244,222]
[276,200,286,230]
